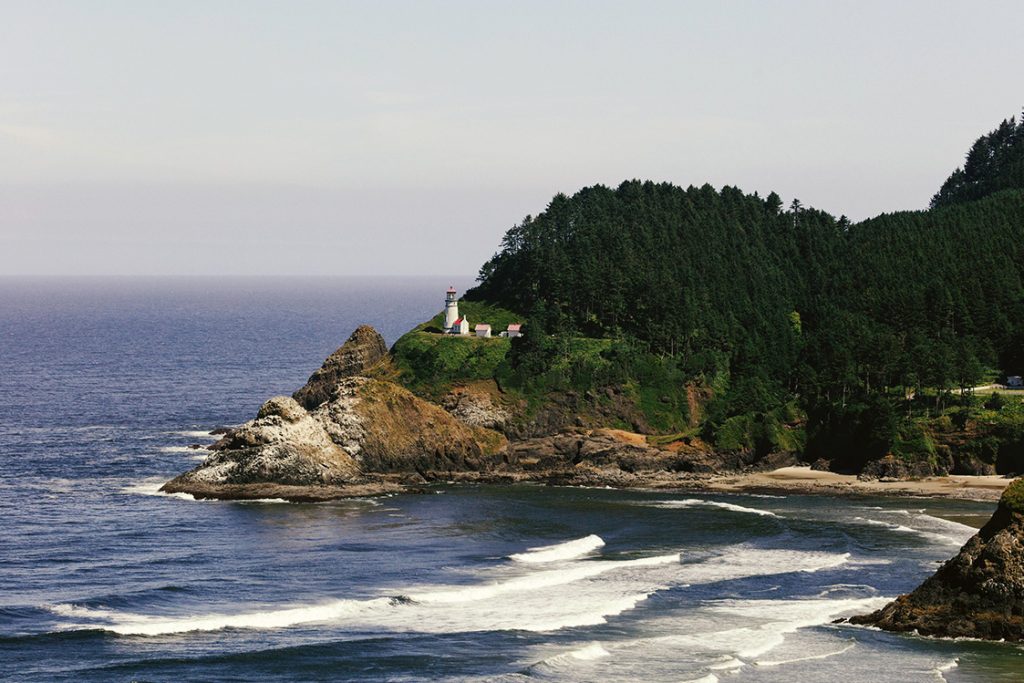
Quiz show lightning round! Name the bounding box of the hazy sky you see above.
[1,1,1022,276]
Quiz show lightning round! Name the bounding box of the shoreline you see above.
[690,467,1011,502]
[162,462,1013,504]
[453,465,1013,504]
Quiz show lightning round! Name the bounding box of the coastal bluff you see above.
[161,324,742,501]
[850,477,1024,640]
[163,323,1020,505]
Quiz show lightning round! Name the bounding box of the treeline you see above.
[469,183,840,386]
[931,114,1024,208]
[465,115,1024,466]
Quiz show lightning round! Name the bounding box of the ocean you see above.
[1,277,1022,682]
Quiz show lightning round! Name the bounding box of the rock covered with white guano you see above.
[161,395,359,492]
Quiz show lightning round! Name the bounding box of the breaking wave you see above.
[120,477,197,501]
[855,512,977,546]
[755,640,856,666]
[168,430,218,439]
[49,544,850,637]
[652,499,779,517]
[509,534,606,563]
[158,446,207,454]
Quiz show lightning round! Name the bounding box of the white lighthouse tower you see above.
[443,287,459,332]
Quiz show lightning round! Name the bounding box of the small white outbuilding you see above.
[475,323,491,338]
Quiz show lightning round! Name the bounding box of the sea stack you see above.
[292,325,389,409]
[850,477,1024,640]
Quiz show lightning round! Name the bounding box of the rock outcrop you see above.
[162,326,508,501]
[850,477,1024,640]
[315,376,507,474]
[441,383,512,431]
[505,428,788,477]
[857,454,944,481]
[161,396,365,499]
[292,325,388,409]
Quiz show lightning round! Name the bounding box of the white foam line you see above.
[707,656,744,670]
[854,517,917,533]
[569,642,610,661]
[854,515,974,546]
[527,641,613,677]
[51,547,854,638]
[52,598,394,636]
[120,478,199,501]
[519,592,656,632]
[120,478,170,497]
[815,584,878,597]
[932,657,959,681]
[915,513,977,534]
[170,430,218,439]
[655,597,886,664]
[756,641,856,667]
[159,446,207,454]
[654,499,778,517]
[510,535,605,564]
[413,553,681,604]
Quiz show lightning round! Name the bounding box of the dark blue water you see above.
[1,277,1022,682]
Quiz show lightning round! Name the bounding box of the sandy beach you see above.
[700,466,1012,502]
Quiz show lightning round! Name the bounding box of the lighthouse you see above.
[443,287,459,332]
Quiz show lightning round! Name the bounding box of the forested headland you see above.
[394,114,1024,477]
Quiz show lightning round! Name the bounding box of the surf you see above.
[652,498,779,517]
[509,534,606,563]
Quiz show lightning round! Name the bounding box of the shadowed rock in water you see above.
[292,325,388,409]
[849,477,1024,640]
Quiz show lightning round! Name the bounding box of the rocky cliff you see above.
[849,477,1024,640]
[162,325,798,501]
[292,325,389,409]
[314,376,506,475]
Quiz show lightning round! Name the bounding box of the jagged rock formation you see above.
[316,376,507,474]
[441,383,512,431]
[161,396,364,499]
[850,477,1024,640]
[162,327,507,500]
[857,454,944,482]
[508,429,796,478]
[292,325,388,409]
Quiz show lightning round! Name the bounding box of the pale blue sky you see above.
[1,0,1022,276]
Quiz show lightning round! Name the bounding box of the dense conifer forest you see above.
[457,114,1024,470]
